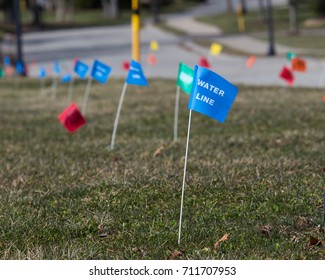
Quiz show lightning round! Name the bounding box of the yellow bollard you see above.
[131,0,141,62]
[236,5,246,32]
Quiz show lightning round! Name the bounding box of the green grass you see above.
[194,6,325,58]
[0,78,324,259]
[196,6,316,34]
[0,2,198,30]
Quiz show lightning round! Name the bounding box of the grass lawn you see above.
[195,5,325,57]
[0,78,324,260]
[0,2,198,31]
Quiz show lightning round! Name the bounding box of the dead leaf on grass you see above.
[153,145,164,158]
[214,233,229,253]
[309,236,323,246]
[260,225,272,237]
[296,216,311,229]
[169,249,183,259]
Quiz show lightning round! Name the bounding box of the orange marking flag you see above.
[246,55,256,68]
[147,53,158,65]
[58,103,86,133]
[291,57,307,72]
[279,66,294,85]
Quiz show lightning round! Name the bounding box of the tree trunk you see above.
[258,0,266,21]
[289,1,299,34]
[101,0,119,19]
[151,0,160,23]
[226,0,233,13]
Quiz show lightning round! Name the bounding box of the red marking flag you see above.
[246,55,256,68]
[199,56,211,69]
[147,53,157,65]
[58,103,86,133]
[122,60,130,71]
[291,57,307,72]
[279,66,294,85]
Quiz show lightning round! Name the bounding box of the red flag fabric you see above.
[147,53,157,65]
[291,57,307,72]
[58,103,86,133]
[246,55,256,68]
[199,56,211,68]
[122,60,130,71]
[322,95,325,102]
[279,66,294,85]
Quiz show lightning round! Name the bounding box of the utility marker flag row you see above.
[110,59,147,150]
[82,60,111,116]
[174,63,194,141]
[178,65,238,244]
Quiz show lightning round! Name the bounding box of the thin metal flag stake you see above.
[323,192,325,225]
[81,76,93,116]
[40,78,46,96]
[110,82,128,150]
[174,85,181,141]
[178,109,192,244]
[51,75,58,100]
[67,76,74,105]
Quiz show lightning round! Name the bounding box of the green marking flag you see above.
[0,68,4,78]
[177,63,194,94]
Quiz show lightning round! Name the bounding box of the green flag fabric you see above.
[0,68,4,78]
[177,63,194,94]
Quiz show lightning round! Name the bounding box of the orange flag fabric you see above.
[291,57,307,72]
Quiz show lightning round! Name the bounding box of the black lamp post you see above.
[13,0,25,75]
[266,0,276,56]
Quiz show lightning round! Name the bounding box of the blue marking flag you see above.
[53,60,61,75]
[61,73,72,83]
[188,65,238,123]
[126,60,147,86]
[91,60,111,84]
[16,61,24,74]
[38,67,46,79]
[3,56,11,66]
[74,60,89,79]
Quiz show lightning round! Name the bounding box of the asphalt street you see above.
[3,0,325,88]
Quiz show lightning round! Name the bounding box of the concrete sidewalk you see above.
[165,17,300,56]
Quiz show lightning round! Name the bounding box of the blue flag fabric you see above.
[188,65,238,123]
[74,60,89,79]
[61,74,72,83]
[126,60,147,86]
[91,60,111,84]
[53,60,61,75]
[38,67,46,79]
[16,61,24,74]
[4,56,11,66]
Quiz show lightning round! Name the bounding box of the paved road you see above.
[3,0,325,88]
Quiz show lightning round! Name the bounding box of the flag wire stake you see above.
[110,82,128,150]
[67,76,75,105]
[178,109,192,244]
[173,85,181,141]
[81,76,93,116]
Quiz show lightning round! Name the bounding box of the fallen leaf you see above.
[309,236,322,246]
[214,233,229,253]
[153,146,164,158]
[296,216,311,229]
[169,249,183,259]
[260,225,272,237]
